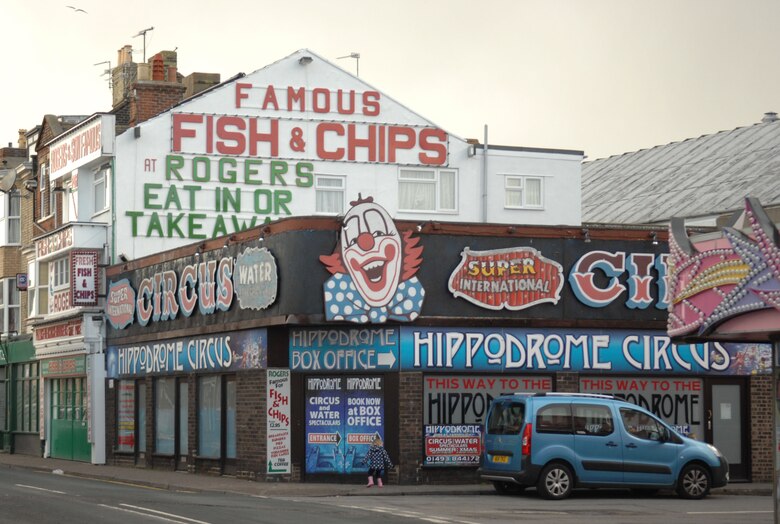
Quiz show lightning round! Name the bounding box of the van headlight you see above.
[707,444,722,457]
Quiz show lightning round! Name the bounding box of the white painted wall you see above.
[115,49,582,260]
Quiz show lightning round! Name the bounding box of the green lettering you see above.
[219,158,238,183]
[212,214,228,237]
[253,189,272,214]
[163,186,182,210]
[231,215,258,231]
[219,188,241,212]
[126,211,143,236]
[275,190,292,215]
[270,161,288,186]
[188,213,207,239]
[144,183,163,209]
[146,212,164,237]
[182,185,201,210]
[166,155,184,181]
[244,159,263,185]
[167,213,185,237]
[295,162,314,187]
[192,157,210,182]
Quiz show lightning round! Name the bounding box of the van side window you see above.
[620,408,664,440]
[487,402,524,435]
[572,404,614,436]
[536,403,572,434]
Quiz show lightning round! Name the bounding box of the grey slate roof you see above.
[581,118,780,224]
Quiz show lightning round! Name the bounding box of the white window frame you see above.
[50,256,70,291]
[39,163,50,218]
[8,191,20,244]
[94,168,108,215]
[0,277,20,334]
[27,261,37,318]
[504,175,544,210]
[314,175,345,215]
[398,168,457,213]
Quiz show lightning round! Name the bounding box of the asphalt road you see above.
[0,467,773,524]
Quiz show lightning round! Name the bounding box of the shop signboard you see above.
[41,355,86,377]
[320,196,424,324]
[290,327,398,372]
[580,376,704,440]
[422,374,552,467]
[267,369,291,474]
[401,327,771,375]
[106,328,267,378]
[71,250,99,306]
[305,375,384,475]
[117,381,135,452]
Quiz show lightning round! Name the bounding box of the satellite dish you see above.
[0,169,16,193]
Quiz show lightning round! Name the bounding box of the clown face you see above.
[341,201,402,307]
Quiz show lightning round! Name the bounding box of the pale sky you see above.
[2,0,778,160]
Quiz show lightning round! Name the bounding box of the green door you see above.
[50,378,91,462]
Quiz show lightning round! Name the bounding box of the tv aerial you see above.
[337,52,360,77]
[133,26,154,62]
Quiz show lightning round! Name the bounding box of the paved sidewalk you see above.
[0,452,771,498]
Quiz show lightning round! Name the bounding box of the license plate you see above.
[492,455,510,464]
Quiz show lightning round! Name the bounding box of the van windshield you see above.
[487,401,524,435]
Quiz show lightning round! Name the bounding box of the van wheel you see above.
[677,464,711,499]
[493,481,525,495]
[537,463,573,500]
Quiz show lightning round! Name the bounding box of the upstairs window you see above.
[0,191,21,245]
[39,163,50,218]
[94,168,108,214]
[0,277,20,333]
[315,175,344,215]
[398,168,457,212]
[505,175,543,209]
[51,257,70,291]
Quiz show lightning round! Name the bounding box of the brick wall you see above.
[398,372,423,484]
[556,372,580,392]
[750,374,773,482]
[130,82,186,127]
[236,370,265,480]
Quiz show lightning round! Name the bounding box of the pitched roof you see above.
[581,117,780,225]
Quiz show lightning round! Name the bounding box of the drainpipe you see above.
[111,157,116,264]
[481,125,488,222]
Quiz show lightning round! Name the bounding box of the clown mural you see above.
[320,195,425,323]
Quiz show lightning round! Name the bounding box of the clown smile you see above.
[348,243,398,292]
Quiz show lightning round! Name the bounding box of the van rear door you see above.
[483,399,526,473]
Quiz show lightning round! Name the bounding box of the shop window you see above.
[14,363,37,433]
[198,375,236,460]
[398,168,457,212]
[155,378,175,455]
[315,175,344,215]
[0,278,20,333]
[116,380,136,452]
[573,404,614,436]
[198,375,221,458]
[505,175,543,209]
[138,383,146,453]
[179,380,189,456]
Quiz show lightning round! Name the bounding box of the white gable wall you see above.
[115,49,581,260]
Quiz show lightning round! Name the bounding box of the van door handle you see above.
[625,443,637,449]
[606,441,619,447]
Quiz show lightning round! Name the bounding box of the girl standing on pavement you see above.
[364,436,393,487]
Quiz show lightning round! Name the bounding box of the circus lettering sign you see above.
[320,195,424,323]
[448,247,563,310]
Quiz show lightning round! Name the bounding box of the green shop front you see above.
[41,355,91,462]
[0,337,39,455]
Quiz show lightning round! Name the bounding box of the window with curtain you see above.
[198,375,221,458]
[8,191,20,244]
[315,176,344,214]
[398,168,457,212]
[504,175,544,209]
[155,378,176,455]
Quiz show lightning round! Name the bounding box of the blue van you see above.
[479,393,728,499]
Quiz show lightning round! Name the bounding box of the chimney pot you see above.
[762,112,778,123]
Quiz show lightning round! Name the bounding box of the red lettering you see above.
[312,88,330,113]
[287,87,305,111]
[215,116,247,155]
[248,119,279,157]
[235,82,252,108]
[347,124,376,161]
[387,126,416,162]
[362,91,380,116]
[172,114,203,152]
[419,128,447,165]
[337,89,355,114]
[317,123,345,160]
[262,85,280,110]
